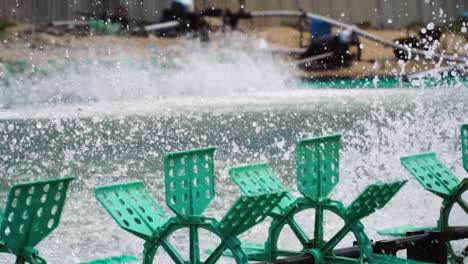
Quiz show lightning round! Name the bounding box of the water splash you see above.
[0,33,466,263]
[0,33,294,109]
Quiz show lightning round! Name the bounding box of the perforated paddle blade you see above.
[0,177,73,251]
[345,181,406,222]
[229,163,294,215]
[219,192,284,237]
[94,181,167,240]
[462,124,468,172]
[296,134,340,200]
[81,255,138,264]
[401,153,460,198]
[163,147,216,217]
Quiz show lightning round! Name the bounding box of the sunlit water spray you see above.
[0,34,466,263]
[0,34,294,109]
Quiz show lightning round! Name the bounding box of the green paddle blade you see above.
[229,163,294,215]
[378,224,437,237]
[401,153,460,198]
[209,241,296,261]
[462,124,468,172]
[0,177,73,251]
[219,192,284,237]
[81,255,138,264]
[346,181,406,222]
[163,147,217,218]
[296,134,341,200]
[95,181,167,240]
[235,241,268,261]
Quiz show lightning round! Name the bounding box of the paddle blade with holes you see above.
[229,163,294,215]
[219,192,285,237]
[94,181,168,240]
[81,255,138,264]
[296,134,341,200]
[163,147,216,218]
[462,124,468,172]
[345,181,407,222]
[398,141,468,263]
[400,153,460,198]
[0,177,73,258]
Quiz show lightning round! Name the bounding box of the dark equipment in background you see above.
[298,25,362,71]
[159,1,210,40]
[393,27,442,60]
[158,2,252,41]
[69,2,463,74]
[156,3,364,72]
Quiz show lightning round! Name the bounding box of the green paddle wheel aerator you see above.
[225,134,418,264]
[1,125,467,263]
[95,147,285,264]
[379,124,468,264]
[94,134,426,264]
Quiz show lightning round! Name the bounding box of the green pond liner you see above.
[88,19,122,35]
[303,76,468,89]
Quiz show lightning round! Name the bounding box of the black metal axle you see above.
[258,226,468,264]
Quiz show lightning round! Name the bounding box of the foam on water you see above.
[0,33,466,263]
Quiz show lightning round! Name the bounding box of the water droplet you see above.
[426,22,435,30]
